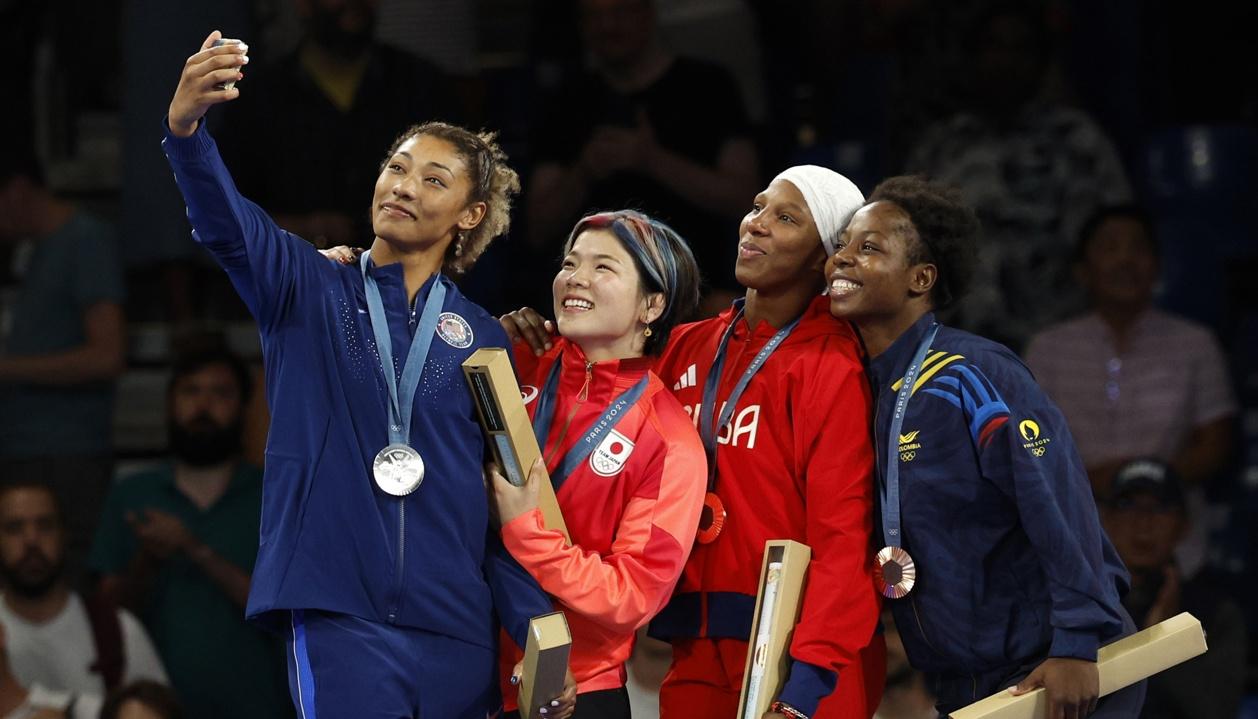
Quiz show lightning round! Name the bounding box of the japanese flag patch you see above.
[590,429,635,477]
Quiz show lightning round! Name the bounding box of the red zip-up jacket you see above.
[647,295,882,714]
[499,338,707,705]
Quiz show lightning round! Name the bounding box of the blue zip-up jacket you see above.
[868,313,1130,677]
[161,121,550,651]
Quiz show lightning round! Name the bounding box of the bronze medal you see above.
[874,545,916,599]
[696,491,727,544]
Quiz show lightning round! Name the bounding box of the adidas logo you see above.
[674,364,698,391]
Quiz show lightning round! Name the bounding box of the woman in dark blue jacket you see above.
[825,175,1144,719]
[162,30,573,719]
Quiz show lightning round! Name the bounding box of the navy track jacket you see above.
[868,313,1130,676]
[161,121,550,650]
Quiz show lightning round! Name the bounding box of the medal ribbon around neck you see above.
[877,322,939,598]
[531,353,649,492]
[696,298,802,542]
[360,250,447,451]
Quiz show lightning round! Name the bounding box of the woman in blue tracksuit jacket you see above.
[162,32,572,718]
[825,175,1145,719]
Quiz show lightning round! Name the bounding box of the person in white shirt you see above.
[0,617,88,719]
[0,482,166,710]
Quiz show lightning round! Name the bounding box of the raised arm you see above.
[161,31,328,330]
[167,31,248,139]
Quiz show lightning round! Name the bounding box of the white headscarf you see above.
[772,165,865,257]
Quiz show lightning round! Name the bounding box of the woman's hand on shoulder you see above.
[319,245,364,265]
[500,307,555,356]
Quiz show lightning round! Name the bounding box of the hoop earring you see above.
[643,326,653,338]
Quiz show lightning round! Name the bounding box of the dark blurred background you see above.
[1,1,1256,716]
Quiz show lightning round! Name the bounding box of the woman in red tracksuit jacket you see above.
[488,210,707,718]
[502,166,886,719]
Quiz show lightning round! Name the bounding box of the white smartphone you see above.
[212,38,244,91]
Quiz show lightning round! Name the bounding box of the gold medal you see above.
[874,545,916,599]
[696,491,727,544]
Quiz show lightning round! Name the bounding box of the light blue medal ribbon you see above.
[530,354,649,492]
[695,299,801,542]
[360,250,447,496]
[530,359,563,450]
[876,322,939,598]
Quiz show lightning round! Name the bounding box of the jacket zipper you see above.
[544,361,593,465]
[387,299,420,623]
[388,500,404,623]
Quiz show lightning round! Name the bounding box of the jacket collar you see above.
[868,312,938,393]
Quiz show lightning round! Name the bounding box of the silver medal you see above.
[372,443,425,496]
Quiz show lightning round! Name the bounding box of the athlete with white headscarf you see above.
[502,166,886,719]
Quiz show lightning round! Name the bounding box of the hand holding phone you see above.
[212,38,245,91]
[168,30,249,138]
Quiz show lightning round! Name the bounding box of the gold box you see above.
[462,348,569,542]
[737,539,812,719]
[519,611,572,719]
[950,612,1208,719]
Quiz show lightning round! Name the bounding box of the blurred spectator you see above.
[1026,205,1237,579]
[0,482,166,718]
[525,0,759,310]
[89,349,290,719]
[99,680,184,719]
[216,0,458,250]
[1026,205,1236,495]
[873,611,935,719]
[905,0,1131,349]
[1102,459,1247,719]
[0,152,126,586]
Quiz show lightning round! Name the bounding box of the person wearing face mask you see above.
[501,166,886,719]
[824,175,1142,719]
[486,210,706,718]
[160,32,571,719]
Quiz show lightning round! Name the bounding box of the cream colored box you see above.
[519,611,572,719]
[951,612,1208,719]
[737,539,812,719]
[462,348,570,543]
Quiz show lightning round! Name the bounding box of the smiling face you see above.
[552,228,662,362]
[825,201,936,328]
[370,134,485,253]
[734,178,827,293]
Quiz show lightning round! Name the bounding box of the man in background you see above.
[0,482,166,717]
[0,152,126,585]
[1102,459,1247,719]
[91,348,290,719]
